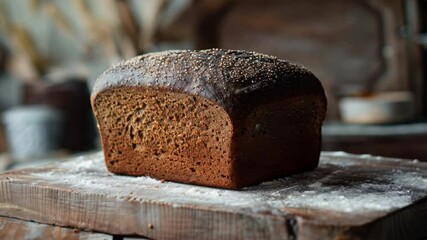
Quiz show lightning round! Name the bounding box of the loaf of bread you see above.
[91,49,327,189]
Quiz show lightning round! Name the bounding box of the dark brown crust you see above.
[91,49,327,188]
[92,49,326,116]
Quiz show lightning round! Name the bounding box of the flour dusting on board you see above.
[392,171,427,190]
[267,186,412,213]
[27,151,427,219]
[59,155,100,170]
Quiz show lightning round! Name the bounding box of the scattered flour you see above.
[272,191,411,213]
[392,172,427,190]
[26,151,427,217]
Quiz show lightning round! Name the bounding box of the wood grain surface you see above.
[0,216,112,240]
[0,152,426,240]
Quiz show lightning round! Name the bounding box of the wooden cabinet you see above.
[196,0,425,120]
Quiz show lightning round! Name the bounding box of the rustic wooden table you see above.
[0,152,426,240]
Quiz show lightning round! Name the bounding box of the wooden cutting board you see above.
[0,152,426,240]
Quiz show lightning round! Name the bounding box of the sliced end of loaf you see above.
[93,87,236,188]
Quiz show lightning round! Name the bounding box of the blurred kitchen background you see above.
[0,0,426,170]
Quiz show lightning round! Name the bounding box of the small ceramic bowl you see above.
[339,91,415,124]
